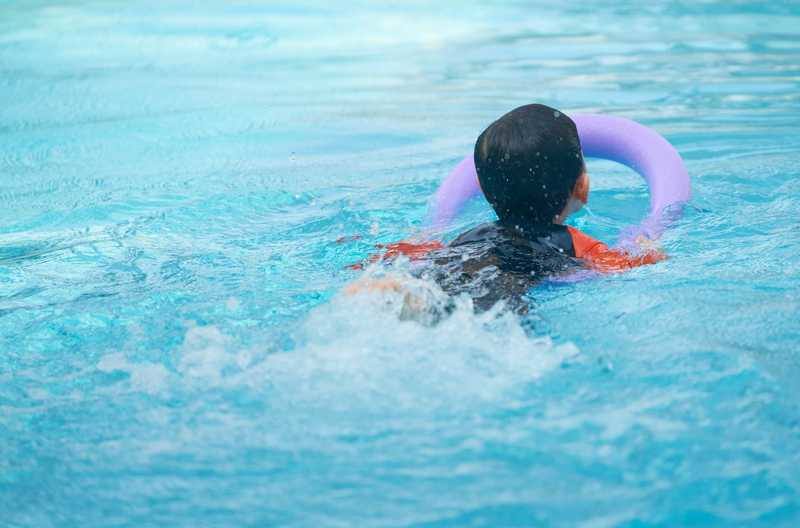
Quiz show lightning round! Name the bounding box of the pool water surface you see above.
[1,1,800,526]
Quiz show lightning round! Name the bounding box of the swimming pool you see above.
[1,1,799,525]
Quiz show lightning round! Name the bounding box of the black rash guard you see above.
[416,222,579,313]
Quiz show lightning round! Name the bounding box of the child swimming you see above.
[347,103,665,315]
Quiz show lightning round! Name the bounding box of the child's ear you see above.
[574,172,589,204]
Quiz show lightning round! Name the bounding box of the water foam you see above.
[250,273,580,414]
[126,268,580,415]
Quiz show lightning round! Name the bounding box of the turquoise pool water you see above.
[2,1,799,526]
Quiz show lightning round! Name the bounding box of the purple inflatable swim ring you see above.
[429,114,690,246]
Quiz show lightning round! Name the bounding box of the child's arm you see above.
[343,275,436,321]
[343,276,406,295]
[348,240,444,270]
[566,226,666,273]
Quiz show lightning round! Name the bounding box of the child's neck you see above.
[504,219,560,238]
[554,196,584,224]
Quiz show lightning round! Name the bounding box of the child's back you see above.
[420,222,578,313]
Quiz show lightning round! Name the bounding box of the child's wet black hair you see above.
[474,103,584,227]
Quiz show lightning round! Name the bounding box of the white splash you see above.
[97,352,170,395]
[250,274,580,413]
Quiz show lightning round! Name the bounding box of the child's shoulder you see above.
[451,222,571,248]
[564,226,605,258]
